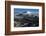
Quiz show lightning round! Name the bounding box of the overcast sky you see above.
[14,8,39,14]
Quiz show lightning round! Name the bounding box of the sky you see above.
[14,8,39,14]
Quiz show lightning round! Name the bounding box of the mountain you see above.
[14,11,39,19]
